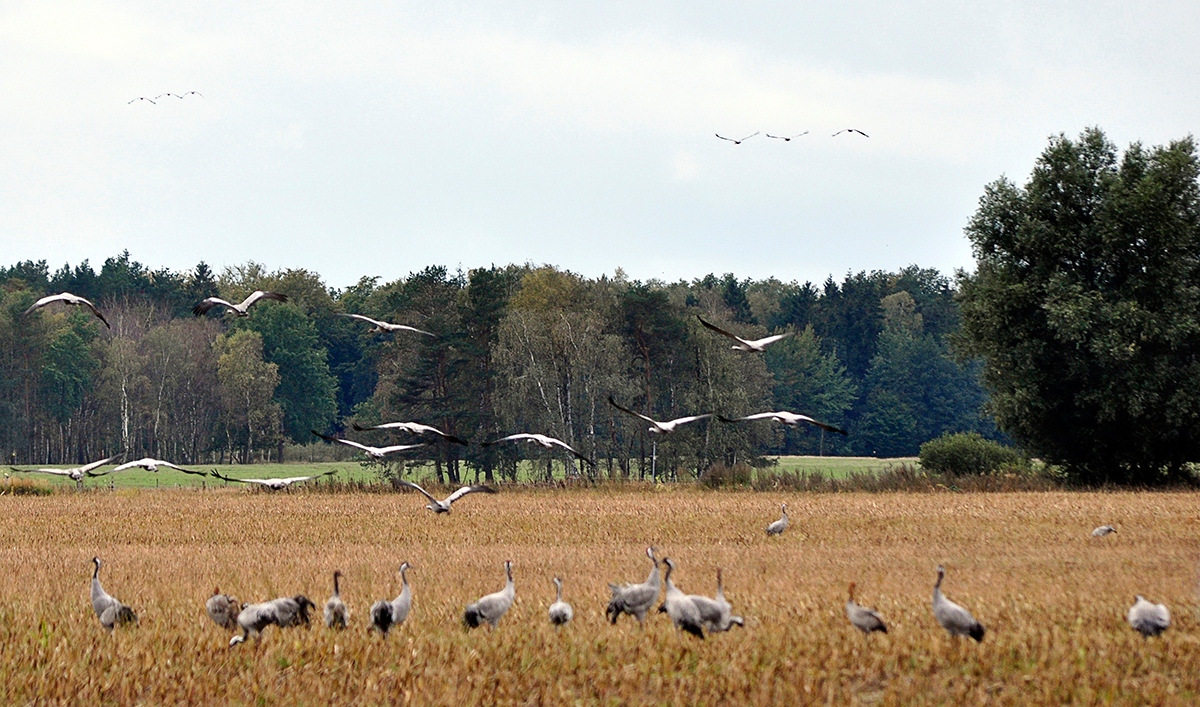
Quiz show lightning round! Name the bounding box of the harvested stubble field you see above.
[1,487,1198,705]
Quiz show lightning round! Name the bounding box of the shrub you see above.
[698,462,753,488]
[2,478,55,496]
[919,432,1025,476]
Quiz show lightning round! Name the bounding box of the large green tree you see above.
[958,128,1200,484]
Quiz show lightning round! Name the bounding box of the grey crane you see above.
[1092,525,1117,537]
[206,587,241,631]
[193,291,287,317]
[688,568,744,632]
[932,565,984,642]
[845,582,888,634]
[211,469,338,490]
[353,420,467,445]
[697,316,791,352]
[719,411,847,435]
[657,557,705,639]
[89,457,207,477]
[370,562,413,636]
[548,577,574,627]
[90,557,137,630]
[324,570,349,629]
[312,431,426,461]
[765,503,789,536]
[715,132,759,144]
[23,292,110,328]
[463,560,515,629]
[11,455,117,489]
[1127,595,1170,637]
[397,480,497,513]
[606,546,662,624]
[483,433,593,464]
[766,131,809,141]
[337,313,435,337]
[608,397,713,434]
[229,595,316,646]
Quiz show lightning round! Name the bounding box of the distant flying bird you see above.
[697,316,790,352]
[832,129,870,137]
[311,431,426,460]
[766,131,809,141]
[396,480,498,513]
[23,293,110,328]
[154,91,203,100]
[337,313,435,337]
[1092,525,1116,537]
[352,421,467,445]
[719,411,848,435]
[211,469,338,490]
[11,455,117,487]
[482,433,591,463]
[608,397,713,434]
[715,132,759,144]
[127,96,156,105]
[89,457,207,477]
[193,291,288,317]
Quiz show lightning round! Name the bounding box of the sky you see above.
[2,1,1198,289]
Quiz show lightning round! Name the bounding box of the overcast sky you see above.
[2,1,1198,288]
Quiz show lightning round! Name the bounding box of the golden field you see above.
[1,486,1198,705]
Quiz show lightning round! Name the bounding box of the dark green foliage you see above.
[235,304,338,444]
[958,128,1200,484]
[919,432,1024,475]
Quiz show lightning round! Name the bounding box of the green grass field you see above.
[7,456,919,490]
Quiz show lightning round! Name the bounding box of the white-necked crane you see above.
[11,455,117,488]
[88,457,207,477]
[311,431,426,461]
[211,469,337,490]
[716,132,759,144]
[697,316,790,352]
[193,291,287,317]
[608,397,712,434]
[337,313,435,337]
[352,421,466,445]
[719,411,847,435]
[23,293,110,328]
[396,480,497,513]
[765,131,809,141]
[932,565,985,642]
[483,433,592,464]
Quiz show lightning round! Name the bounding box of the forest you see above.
[0,252,992,483]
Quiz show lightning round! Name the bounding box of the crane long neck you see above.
[555,580,563,601]
[400,566,409,586]
[333,573,341,595]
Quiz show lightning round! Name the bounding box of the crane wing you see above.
[192,297,235,316]
[608,397,659,425]
[444,485,498,504]
[747,333,790,348]
[242,291,287,309]
[397,480,440,504]
[696,316,748,344]
[667,413,713,426]
[312,431,373,454]
[338,313,385,328]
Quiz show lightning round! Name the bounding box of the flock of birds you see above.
[127,92,204,105]
[715,128,869,144]
[24,290,1173,646]
[16,291,848,485]
[88,522,1166,650]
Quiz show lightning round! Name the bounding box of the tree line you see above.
[0,252,992,482]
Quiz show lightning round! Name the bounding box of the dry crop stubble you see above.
[0,488,1198,704]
